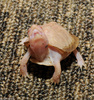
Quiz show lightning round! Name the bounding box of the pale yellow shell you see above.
[42,22,79,53]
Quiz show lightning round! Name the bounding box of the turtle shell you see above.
[42,22,79,53]
[24,22,79,54]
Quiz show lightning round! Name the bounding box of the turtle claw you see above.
[20,64,29,78]
[50,76,60,85]
[21,73,29,78]
[78,62,84,71]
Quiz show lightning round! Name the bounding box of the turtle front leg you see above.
[49,49,62,84]
[73,49,84,69]
[51,62,61,84]
[20,48,31,77]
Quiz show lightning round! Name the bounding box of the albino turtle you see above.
[20,22,84,84]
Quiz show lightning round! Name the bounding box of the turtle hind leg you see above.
[73,49,84,70]
[19,37,29,45]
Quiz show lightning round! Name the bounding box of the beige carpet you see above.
[0,0,94,99]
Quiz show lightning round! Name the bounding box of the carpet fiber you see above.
[0,0,94,99]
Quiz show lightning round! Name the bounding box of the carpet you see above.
[0,0,94,99]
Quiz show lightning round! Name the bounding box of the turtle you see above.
[20,22,84,84]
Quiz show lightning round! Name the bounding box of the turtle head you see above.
[28,25,48,61]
